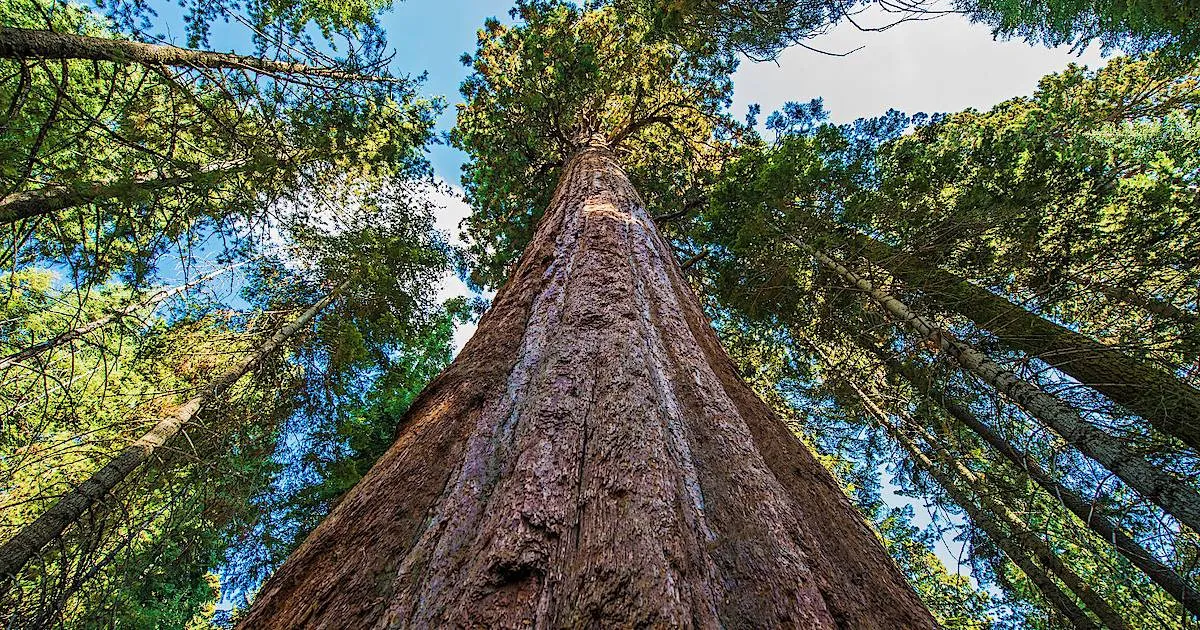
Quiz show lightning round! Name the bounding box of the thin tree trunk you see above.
[906,421,1126,629]
[810,339,1125,629]
[891,419,1102,629]
[0,160,264,225]
[0,284,343,582]
[240,141,937,628]
[799,240,1200,534]
[0,27,391,83]
[866,344,1200,616]
[678,248,708,270]
[842,228,1200,451]
[0,262,246,371]
[1068,271,1199,329]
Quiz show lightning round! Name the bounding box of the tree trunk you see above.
[1067,271,1199,330]
[843,228,1200,451]
[0,262,246,371]
[0,284,342,583]
[904,422,1125,629]
[0,27,388,83]
[809,339,1124,629]
[888,418,1103,629]
[240,143,936,629]
[867,344,1200,616]
[0,160,264,225]
[802,242,1200,534]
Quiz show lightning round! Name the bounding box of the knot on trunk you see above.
[486,549,547,587]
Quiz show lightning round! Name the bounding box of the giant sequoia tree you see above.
[242,3,935,626]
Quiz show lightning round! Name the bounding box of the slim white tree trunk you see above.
[810,340,1124,629]
[0,262,247,372]
[797,239,1200,534]
[870,345,1200,616]
[0,283,344,582]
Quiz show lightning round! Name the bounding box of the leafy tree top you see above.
[617,0,860,60]
[94,0,397,51]
[958,0,1199,55]
[623,1,1199,61]
[451,0,742,289]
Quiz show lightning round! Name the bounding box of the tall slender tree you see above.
[864,342,1200,616]
[0,0,439,287]
[810,340,1125,628]
[828,223,1200,450]
[0,283,344,584]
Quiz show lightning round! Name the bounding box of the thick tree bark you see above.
[868,345,1200,616]
[240,143,936,628]
[0,27,387,83]
[0,262,245,371]
[0,160,263,225]
[810,340,1124,629]
[0,285,342,583]
[843,228,1200,451]
[802,242,1200,534]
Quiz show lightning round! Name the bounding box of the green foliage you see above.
[0,1,452,624]
[452,0,740,289]
[94,0,395,49]
[616,0,858,59]
[675,53,1200,626]
[1,0,440,288]
[0,270,306,626]
[218,298,462,601]
[875,507,994,629]
[857,52,1200,368]
[956,0,1200,54]
[631,0,1199,60]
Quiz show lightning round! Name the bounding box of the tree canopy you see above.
[452,0,741,288]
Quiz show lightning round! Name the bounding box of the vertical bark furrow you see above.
[671,228,932,626]
[241,146,936,629]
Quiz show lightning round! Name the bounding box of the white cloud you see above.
[423,179,482,354]
[731,6,1108,126]
[427,180,474,248]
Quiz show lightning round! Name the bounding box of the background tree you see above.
[0,0,456,624]
[1,0,438,288]
[623,0,1200,59]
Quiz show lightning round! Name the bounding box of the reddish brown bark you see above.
[241,142,935,628]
